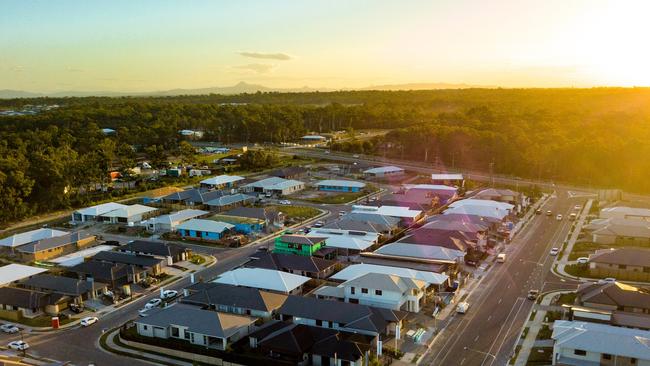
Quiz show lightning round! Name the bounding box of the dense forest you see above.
[2,88,650,225]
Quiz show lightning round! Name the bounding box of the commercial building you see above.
[316,180,366,193]
[363,166,405,178]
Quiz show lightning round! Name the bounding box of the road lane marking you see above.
[474,335,480,342]
[498,299,502,304]
[486,298,529,366]
[481,297,525,366]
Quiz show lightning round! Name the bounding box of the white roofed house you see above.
[97,204,158,224]
[315,272,427,312]
[199,175,245,190]
[363,166,405,178]
[366,242,466,265]
[330,263,450,290]
[146,209,209,232]
[431,173,464,185]
[213,267,310,295]
[71,202,129,223]
[306,228,380,256]
[242,177,305,196]
[0,228,68,249]
[0,264,48,287]
[351,205,424,226]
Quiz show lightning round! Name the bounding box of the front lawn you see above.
[554,292,577,306]
[527,347,553,365]
[269,205,320,220]
[564,263,590,277]
[568,241,611,260]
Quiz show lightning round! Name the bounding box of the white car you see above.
[279,200,291,205]
[456,301,470,314]
[353,154,360,158]
[556,214,563,221]
[313,221,325,228]
[576,257,588,264]
[0,324,19,333]
[574,205,582,210]
[160,290,178,299]
[550,247,560,256]
[80,316,98,327]
[8,340,29,351]
[145,298,162,309]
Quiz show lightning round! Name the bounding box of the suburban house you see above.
[396,228,475,252]
[242,177,305,196]
[248,321,373,366]
[199,175,245,190]
[600,206,650,221]
[363,166,405,178]
[176,219,234,241]
[449,198,514,214]
[182,282,288,319]
[71,202,130,223]
[323,218,394,235]
[246,252,338,279]
[0,286,68,318]
[161,188,225,206]
[367,242,465,266]
[277,295,407,337]
[117,240,191,264]
[588,248,650,281]
[69,261,148,289]
[443,204,510,221]
[90,251,164,276]
[219,207,284,233]
[306,228,380,255]
[135,303,256,351]
[0,228,68,249]
[147,209,209,232]
[316,180,366,193]
[381,184,458,210]
[96,204,158,224]
[565,281,650,330]
[205,193,256,212]
[591,223,650,245]
[18,274,107,302]
[142,186,185,204]
[16,231,96,262]
[0,264,48,287]
[472,188,520,205]
[583,217,649,233]
[351,205,424,226]
[551,320,650,366]
[213,267,311,295]
[431,173,464,186]
[268,166,308,180]
[273,234,327,256]
[315,272,427,312]
[329,263,449,290]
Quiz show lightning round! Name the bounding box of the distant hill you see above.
[0,81,496,99]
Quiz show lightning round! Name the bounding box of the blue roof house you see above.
[316,180,366,193]
[176,219,234,241]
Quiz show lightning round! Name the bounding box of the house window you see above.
[574,349,586,356]
[375,290,382,296]
[361,288,368,294]
[619,264,627,269]
[142,325,148,330]
[631,358,637,364]
[171,327,179,338]
[602,354,612,360]
[350,287,355,294]
[316,319,322,326]
[644,267,650,273]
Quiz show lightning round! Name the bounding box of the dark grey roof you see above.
[119,240,188,258]
[341,213,400,228]
[182,282,287,312]
[91,251,163,268]
[20,274,106,296]
[278,296,406,334]
[396,228,474,251]
[247,252,337,273]
[17,232,94,254]
[136,303,255,338]
[268,166,307,178]
[0,287,66,309]
[206,193,256,207]
[279,235,327,246]
[162,188,225,205]
[589,248,650,267]
[323,219,390,234]
[69,261,145,282]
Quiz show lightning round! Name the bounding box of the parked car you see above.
[279,200,291,205]
[535,209,542,215]
[8,340,29,350]
[313,221,325,228]
[339,211,347,217]
[556,214,563,221]
[546,210,552,216]
[496,253,506,263]
[144,298,162,309]
[103,240,120,246]
[160,290,178,299]
[527,290,540,300]
[456,302,470,314]
[352,154,360,158]
[569,213,577,221]
[69,303,84,314]
[599,277,617,284]
[574,205,582,210]
[576,257,589,264]
[80,316,98,327]
[138,308,150,317]
[550,247,560,256]
[0,324,19,334]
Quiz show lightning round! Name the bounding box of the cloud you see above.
[66,67,84,73]
[238,51,292,61]
[233,63,276,74]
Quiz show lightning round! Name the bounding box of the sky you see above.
[1,0,650,92]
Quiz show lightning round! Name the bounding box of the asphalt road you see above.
[422,190,583,366]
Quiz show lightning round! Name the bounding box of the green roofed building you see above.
[274,234,327,256]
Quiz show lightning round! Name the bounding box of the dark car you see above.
[69,303,84,314]
[527,290,539,300]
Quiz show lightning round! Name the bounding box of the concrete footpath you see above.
[514,290,571,366]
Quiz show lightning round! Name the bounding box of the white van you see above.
[497,253,506,263]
